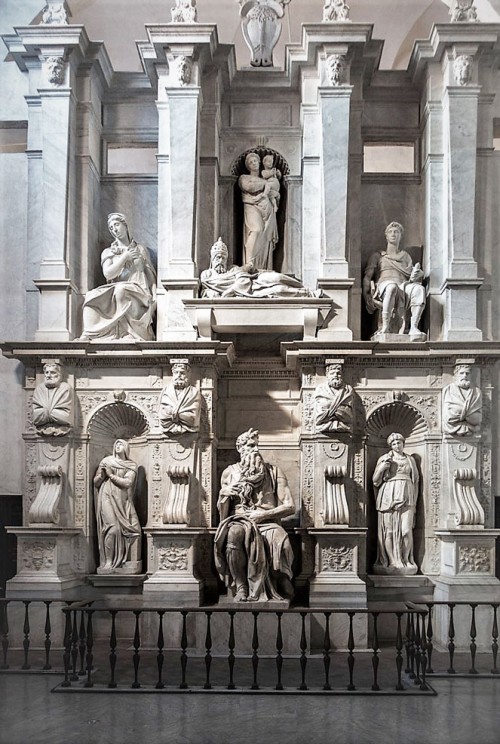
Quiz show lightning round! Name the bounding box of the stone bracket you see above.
[163,465,191,525]
[323,464,348,526]
[28,465,64,526]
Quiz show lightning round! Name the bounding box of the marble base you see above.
[308,528,368,608]
[6,526,82,598]
[88,574,146,593]
[218,595,290,609]
[96,560,142,575]
[370,331,427,343]
[183,298,335,340]
[142,528,208,605]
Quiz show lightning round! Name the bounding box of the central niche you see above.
[231,147,289,271]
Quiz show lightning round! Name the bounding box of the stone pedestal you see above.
[6,527,82,598]
[308,528,367,607]
[432,528,500,651]
[143,528,211,604]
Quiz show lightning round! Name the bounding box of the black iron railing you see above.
[0,598,87,674]
[407,601,500,677]
[55,604,434,694]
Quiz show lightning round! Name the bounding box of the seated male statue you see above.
[363,222,426,340]
[200,237,320,299]
[214,428,295,602]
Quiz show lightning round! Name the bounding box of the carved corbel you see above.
[28,465,64,525]
[163,465,191,524]
[323,464,349,526]
[453,468,484,526]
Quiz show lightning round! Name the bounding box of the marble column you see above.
[137,25,220,341]
[3,26,91,340]
[441,45,483,340]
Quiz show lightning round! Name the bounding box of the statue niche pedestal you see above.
[142,528,212,605]
[308,528,368,650]
[430,528,500,651]
[5,527,83,598]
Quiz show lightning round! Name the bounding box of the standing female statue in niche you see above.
[239,152,280,270]
[372,432,419,575]
[78,213,156,342]
[94,439,142,573]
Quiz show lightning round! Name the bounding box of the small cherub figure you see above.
[261,154,282,213]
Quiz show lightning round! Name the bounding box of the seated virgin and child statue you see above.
[78,213,157,342]
[214,428,295,602]
[363,221,426,340]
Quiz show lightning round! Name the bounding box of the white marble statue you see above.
[214,428,295,602]
[159,359,202,436]
[200,237,320,298]
[32,362,73,437]
[239,151,280,270]
[41,2,68,24]
[238,0,291,67]
[373,432,418,575]
[323,0,350,22]
[363,221,426,340]
[94,439,142,574]
[450,0,478,22]
[171,0,197,22]
[443,363,482,436]
[78,213,156,342]
[315,362,353,434]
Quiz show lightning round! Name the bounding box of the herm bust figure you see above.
[214,428,295,602]
[315,362,353,434]
[32,362,73,437]
[159,359,202,436]
[443,363,482,437]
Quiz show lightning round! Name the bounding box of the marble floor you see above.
[0,674,499,744]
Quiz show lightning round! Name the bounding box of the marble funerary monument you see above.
[3,0,500,648]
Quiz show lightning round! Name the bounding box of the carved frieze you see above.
[459,545,491,573]
[302,442,315,524]
[158,544,189,572]
[22,541,55,572]
[321,545,354,572]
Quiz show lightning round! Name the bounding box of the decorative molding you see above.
[302,443,314,525]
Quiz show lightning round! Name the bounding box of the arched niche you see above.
[87,401,151,570]
[231,147,290,271]
[365,401,429,573]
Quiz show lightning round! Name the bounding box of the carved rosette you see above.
[321,545,354,572]
[158,543,189,572]
[459,545,491,574]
